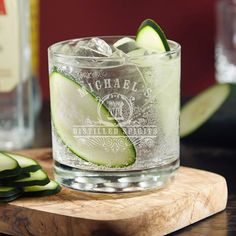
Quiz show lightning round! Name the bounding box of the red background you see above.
[39,0,216,99]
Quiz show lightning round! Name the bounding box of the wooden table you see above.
[2,102,236,235]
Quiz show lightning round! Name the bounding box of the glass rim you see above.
[48,35,181,60]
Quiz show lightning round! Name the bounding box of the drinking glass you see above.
[48,36,181,192]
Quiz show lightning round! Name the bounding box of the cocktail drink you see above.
[48,20,181,192]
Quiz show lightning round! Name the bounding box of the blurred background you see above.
[39,0,216,99]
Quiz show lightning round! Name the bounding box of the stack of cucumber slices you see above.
[0,152,61,202]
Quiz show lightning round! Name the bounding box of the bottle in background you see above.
[30,0,42,116]
[0,0,34,150]
[216,0,236,84]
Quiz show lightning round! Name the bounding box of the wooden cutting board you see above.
[0,148,227,236]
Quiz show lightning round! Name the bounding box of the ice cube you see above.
[95,48,127,68]
[54,41,76,55]
[110,48,127,58]
[59,44,74,55]
[74,37,113,57]
[127,48,150,57]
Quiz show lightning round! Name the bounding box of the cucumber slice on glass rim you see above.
[4,152,41,173]
[136,19,170,52]
[23,180,61,197]
[0,152,21,179]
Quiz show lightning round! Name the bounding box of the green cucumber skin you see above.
[23,185,61,197]
[3,178,50,187]
[181,84,236,147]
[3,169,50,187]
[0,187,22,198]
[0,152,21,179]
[0,166,21,179]
[4,152,42,173]
[0,192,23,203]
[136,19,170,51]
[0,173,30,186]
[0,168,21,179]
[50,68,136,168]
[20,165,41,173]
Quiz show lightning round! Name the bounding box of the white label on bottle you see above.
[0,0,20,92]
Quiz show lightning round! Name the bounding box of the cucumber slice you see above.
[0,173,30,186]
[0,192,23,203]
[180,83,236,146]
[0,152,21,179]
[0,186,22,198]
[180,83,233,137]
[50,71,136,168]
[4,153,41,173]
[113,37,139,53]
[5,169,50,187]
[23,180,61,197]
[113,37,135,48]
[136,19,170,52]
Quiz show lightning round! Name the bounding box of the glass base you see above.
[54,158,179,193]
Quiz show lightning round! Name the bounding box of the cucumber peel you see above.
[136,19,170,52]
[0,173,30,186]
[0,186,22,198]
[0,192,23,203]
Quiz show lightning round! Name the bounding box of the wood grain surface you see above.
[0,148,228,236]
